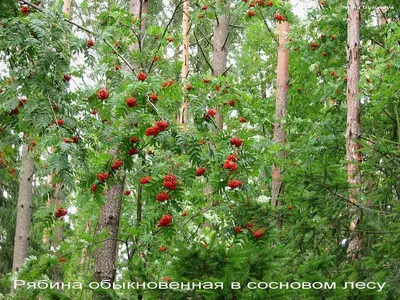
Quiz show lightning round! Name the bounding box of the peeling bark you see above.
[271,17,290,209]
[345,0,362,262]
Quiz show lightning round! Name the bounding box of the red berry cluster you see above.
[97,89,109,101]
[9,108,19,115]
[21,5,30,14]
[266,1,273,6]
[126,97,138,107]
[239,117,247,123]
[128,148,139,156]
[137,72,147,81]
[311,42,319,51]
[195,167,206,176]
[97,172,109,182]
[223,159,238,171]
[252,228,265,239]
[130,137,139,143]
[111,160,123,170]
[205,109,217,119]
[145,120,169,137]
[55,119,64,125]
[274,13,286,22]
[228,179,242,189]
[157,214,172,227]
[247,10,256,17]
[55,207,68,218]
[149,93,158,102]
[91,184,97,192]
[235,226,243,233]
[140,176,152,184]
[156,191,170,202]
[86,39,95,47]
[163,174,177,190]
[230,137,243,147]
[162,80,174,88]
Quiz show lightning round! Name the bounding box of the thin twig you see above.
[194,31,214,73]
[259,10,278,44]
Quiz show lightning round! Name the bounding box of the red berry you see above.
[247,10,256,17]
[155,120,169,131]
[111,160,123,170]
[91,109,98,115]
[207,109,217,117]
[140,176,152,184]
[166,37,173,43]
[91,184,97,192]
[149,94,158,101]
[253,228,265,239]
[145,126,160,137]
[156,191,171,202]
[72,136,79,143]
[157,214,172,227]
[230,137,243,147]
[181,211,187,217]
[126,97,138,107]
[235,226,243,233]
[86,39,95,47]
[97,89,109,101]
[130,137,140,143]
[202,5,208,10]
[202,78,210,83]
[266,1,273,6]
[137,72,147,81]
[228,179,242,189]
[20,5,30,14]
[227,154,238,162]
[115,65,122,71]
[128,148,139,156]
[223,160,238,171]
[56,119,64,125]
[196,167,206,176]
[274,13,286,22]
[63,74,71,81]
[54,207,68,218]
[229,100,235,107]
[162,80,174,88]
[9,108,19,115]
[97,172,109,182]
[152,56,159,63]
[186,85,192,91]
[159,245,167,252]
[322,52,328,57]
[239,117,247,123]
[124,190,131,196]
[58,257,67,263]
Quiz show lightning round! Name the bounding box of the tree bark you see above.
[12,144,34,272]
[178,0,190,131]
[93,179,125,291]
[212,0,230,130]
[63,0,72,17]
[345,0,362,262]
[271,16,290,209]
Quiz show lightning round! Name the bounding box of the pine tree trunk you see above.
[93,179,125,290]
[271,16,290,209]
[12,144,34,272]
[345,0,362,262]
[212,0,229,130]
[63,0,72,17]
[178,0,190,130]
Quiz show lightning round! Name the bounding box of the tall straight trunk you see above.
[93,178,125,285]
[212,0,230,130]
[63,0,72,17]
[93,1,145,295]
[345,0,362,261]
[12,144,34,272]
[178,0,190,130]
[271,15,290,208]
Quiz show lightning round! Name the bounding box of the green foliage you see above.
[0,0,399,299]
